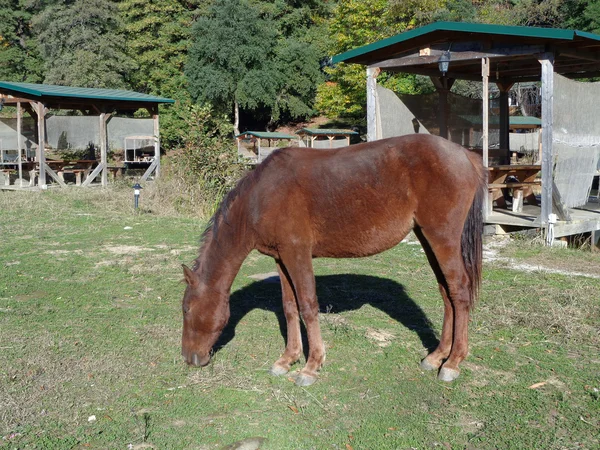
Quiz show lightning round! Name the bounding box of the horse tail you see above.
[461,171,485,309]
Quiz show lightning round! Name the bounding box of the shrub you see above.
[154,103,245,218]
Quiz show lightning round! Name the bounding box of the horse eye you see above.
[183,304,190,314]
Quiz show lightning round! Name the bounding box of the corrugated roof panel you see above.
[236,131,297,139]
[0,81,174,103]
[297,128,358,136]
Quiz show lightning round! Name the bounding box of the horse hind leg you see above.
[270,259,303,376]
[416,228,473,382]
[414,228,454,371]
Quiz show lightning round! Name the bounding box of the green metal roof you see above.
[459,115,542,127]
[332,21,600,64]
[236,131,297,140]
[0,81,174,104]
[297,127,359,136]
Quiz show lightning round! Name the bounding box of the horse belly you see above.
[311,208,414,258]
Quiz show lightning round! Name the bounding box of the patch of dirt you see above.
[103,245,155,255]
[365,328,395,347]
[483,236,600,279]
[248,272,280,283]
[43,249,84,255]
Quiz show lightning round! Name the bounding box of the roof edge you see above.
[331,21,578,64]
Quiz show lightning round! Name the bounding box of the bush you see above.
[153,103,245,218]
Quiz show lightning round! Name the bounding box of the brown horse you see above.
[181,134,486,386]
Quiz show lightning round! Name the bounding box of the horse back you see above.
[245,134,484,258]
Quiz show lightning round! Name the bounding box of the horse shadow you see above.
[215,274,439,358]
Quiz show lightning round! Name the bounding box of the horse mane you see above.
[192,150,283,271]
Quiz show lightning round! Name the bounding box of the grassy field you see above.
[1,187,599,449]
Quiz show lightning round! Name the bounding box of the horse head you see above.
[181,264,230,367]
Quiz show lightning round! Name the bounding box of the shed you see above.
[332,21,600,245]
[0,81,174,188]
[297,128,359,149]
[236,131,297,164]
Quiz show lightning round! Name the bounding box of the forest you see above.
[2,0,600,210]
[3,0,600,136]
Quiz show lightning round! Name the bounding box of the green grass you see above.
[1,188,599,449]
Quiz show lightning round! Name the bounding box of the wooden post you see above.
[432,77,455,140]
[99,112,112,187]
[152,106,160,178]
[592,228,600,252]
[17,102,24,187]
[539,54,554,229]
[366,66,380,142]
[497,82,514,163]
[35,102,47,187]
[482,58,491,219]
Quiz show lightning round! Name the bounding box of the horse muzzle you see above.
[182,349,211,367]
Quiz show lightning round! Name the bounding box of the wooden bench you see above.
[489,181,541,212]
[107,166,126,180]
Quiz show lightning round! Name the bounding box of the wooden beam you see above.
[97,112,112,186]
[497,82,513,162]
[482,57,491,219]
[372,45,547,70]
[35,101,47,187]
[539,53,554,230]
[81,162,105,187]
[557,47,600,62]
[42,162,67,188]
[152,106,160,178]
[141,158,158,182]
[431,77,455,140]
[551,180,571,222]
[16,102,24,187]
[366,67,380,142]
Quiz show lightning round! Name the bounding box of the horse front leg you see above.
[278,249,325,387]
[270,259,303,376]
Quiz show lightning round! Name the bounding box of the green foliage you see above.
[185,0,276,133]
[186,0,326,132]
[162,103,245,214]
[316,0,434,119]
[119,0,197,98]
[0,0,43,82]
[32,0,136,88]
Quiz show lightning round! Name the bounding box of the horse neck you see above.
[195,221,251,296]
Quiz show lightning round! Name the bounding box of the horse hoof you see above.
[295,373,317,387]
[420,357,440,371]
[438,367,460,382]
[269,364,289,376]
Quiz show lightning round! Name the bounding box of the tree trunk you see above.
[233,100,240,136]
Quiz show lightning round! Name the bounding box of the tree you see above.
[32,0,136,88]
[186,0,326,133]
[119,0,199,98]
[316,0,434,120]
[0,0,43,82]
[186,0,278,135]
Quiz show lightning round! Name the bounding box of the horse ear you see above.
[182,264,199,288]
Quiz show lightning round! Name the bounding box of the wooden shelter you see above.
[0,81,174,188]
[236,131,297,164]
[297,128,359,149]
[332,21,600,245]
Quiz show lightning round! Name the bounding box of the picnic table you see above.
[488,164,541,212]
[25,160,97,186]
